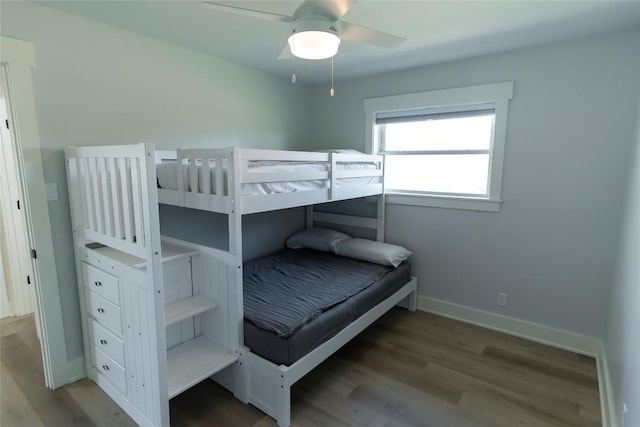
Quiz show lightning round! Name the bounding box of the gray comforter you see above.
[243,249,393,338]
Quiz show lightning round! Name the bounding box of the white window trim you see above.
[364,81,514,212]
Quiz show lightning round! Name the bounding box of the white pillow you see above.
[286,228,351,253]
[333,238,412,267]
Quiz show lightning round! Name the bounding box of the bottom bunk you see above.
[224,244,417,427]
[243,248,413,366]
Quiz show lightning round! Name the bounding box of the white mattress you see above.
[156,161,379,196]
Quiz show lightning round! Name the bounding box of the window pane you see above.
[385,154,490,195]
[383,114,494,151]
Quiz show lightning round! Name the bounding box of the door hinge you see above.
[27,275,31,285]
[16,200,20,210]
[31,249,37,259]
[5,119,8,129]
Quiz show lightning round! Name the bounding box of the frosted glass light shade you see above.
[288,31,340,60]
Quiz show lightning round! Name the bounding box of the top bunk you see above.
[155,147,384,215]
[65,143,383,261]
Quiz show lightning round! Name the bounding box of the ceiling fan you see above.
[201,0,406,61]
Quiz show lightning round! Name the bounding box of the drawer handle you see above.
[99,339,108,345]
[102,365,110,371]
[94,281,103,287]
[97,308,105,314]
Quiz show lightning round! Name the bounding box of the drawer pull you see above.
[99,339,108,345]
[94,281,103,287]
[97,308,105,314]
[102,365,110,371]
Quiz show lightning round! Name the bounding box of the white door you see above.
[2,36,77,389]
[0,78,37,319]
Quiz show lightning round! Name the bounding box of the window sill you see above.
[385,192,502,212]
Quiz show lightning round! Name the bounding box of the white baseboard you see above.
[417,296,614,427]
[418,296,600,355]
[597,346,618,427]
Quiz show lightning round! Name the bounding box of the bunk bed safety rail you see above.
[238,150,384,186]
[239,149,330,184]
[157,147,385,215]
[66,144,152,259]
[330,153,384,200]
[178,148,235,212]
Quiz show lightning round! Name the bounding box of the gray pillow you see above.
[333,238,412,267]
[286,228,351,253]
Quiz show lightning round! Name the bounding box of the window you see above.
[365,82,513,212]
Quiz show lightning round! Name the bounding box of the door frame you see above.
[1,83,37,318]
[1,36,84,388]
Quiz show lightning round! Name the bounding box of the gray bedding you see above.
[243,248,395,338]
[244,260,411,366]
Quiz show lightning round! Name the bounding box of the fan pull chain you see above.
[330,56,335,97]
[291,30,296,83]
[292,55,296,83]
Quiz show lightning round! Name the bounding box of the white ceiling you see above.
[39,0,640,83]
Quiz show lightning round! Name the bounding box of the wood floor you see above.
[1,308,601,427]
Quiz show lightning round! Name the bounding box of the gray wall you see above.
[159,205,304,262]
[1,2,308,360]
[306,30,640,337]
[605,82,640,427]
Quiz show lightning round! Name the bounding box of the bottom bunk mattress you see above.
[243,248,412,366]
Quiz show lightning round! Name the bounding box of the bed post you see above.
[376,194,385,242]
[228,147,243,348]
[276,382,291,427]
[228,147,247,402]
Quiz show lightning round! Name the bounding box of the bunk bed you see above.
[66,143,417,427]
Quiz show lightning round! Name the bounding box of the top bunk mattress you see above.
[156,160,379,196]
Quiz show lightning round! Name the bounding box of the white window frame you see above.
[365,82,514,212]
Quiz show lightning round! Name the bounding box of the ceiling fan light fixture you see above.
[288,29,340,60]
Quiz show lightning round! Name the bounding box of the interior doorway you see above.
[2,35,83,389]
[0,71,38,320]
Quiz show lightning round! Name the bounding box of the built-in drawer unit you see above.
[86,290,123,335]
[84,263,120,305]
[92,345,127,395]
[88,318,125,367]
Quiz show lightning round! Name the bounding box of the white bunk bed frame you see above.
[155,146,386,215]
[66,143,417,427]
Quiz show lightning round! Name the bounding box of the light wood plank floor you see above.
[1,309,601,426]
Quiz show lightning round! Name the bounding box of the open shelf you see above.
[86,244,145,268]
[87,238,198,270]
[166,337,237,399]
[134,239,199,269]
[157,240,199,264]
[165,296,219,327]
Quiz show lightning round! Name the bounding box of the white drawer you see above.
[92,345,127,395]
[84,263,119,306]
[86,290,122,335]
[88,318,125,367]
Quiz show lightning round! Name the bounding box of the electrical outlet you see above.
[621,403,628,427]
[497,292,508,307]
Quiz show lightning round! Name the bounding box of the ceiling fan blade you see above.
[277,44,293,61]
[293,0,356,21]
[201,2,294,23]
[340,21,406,48]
